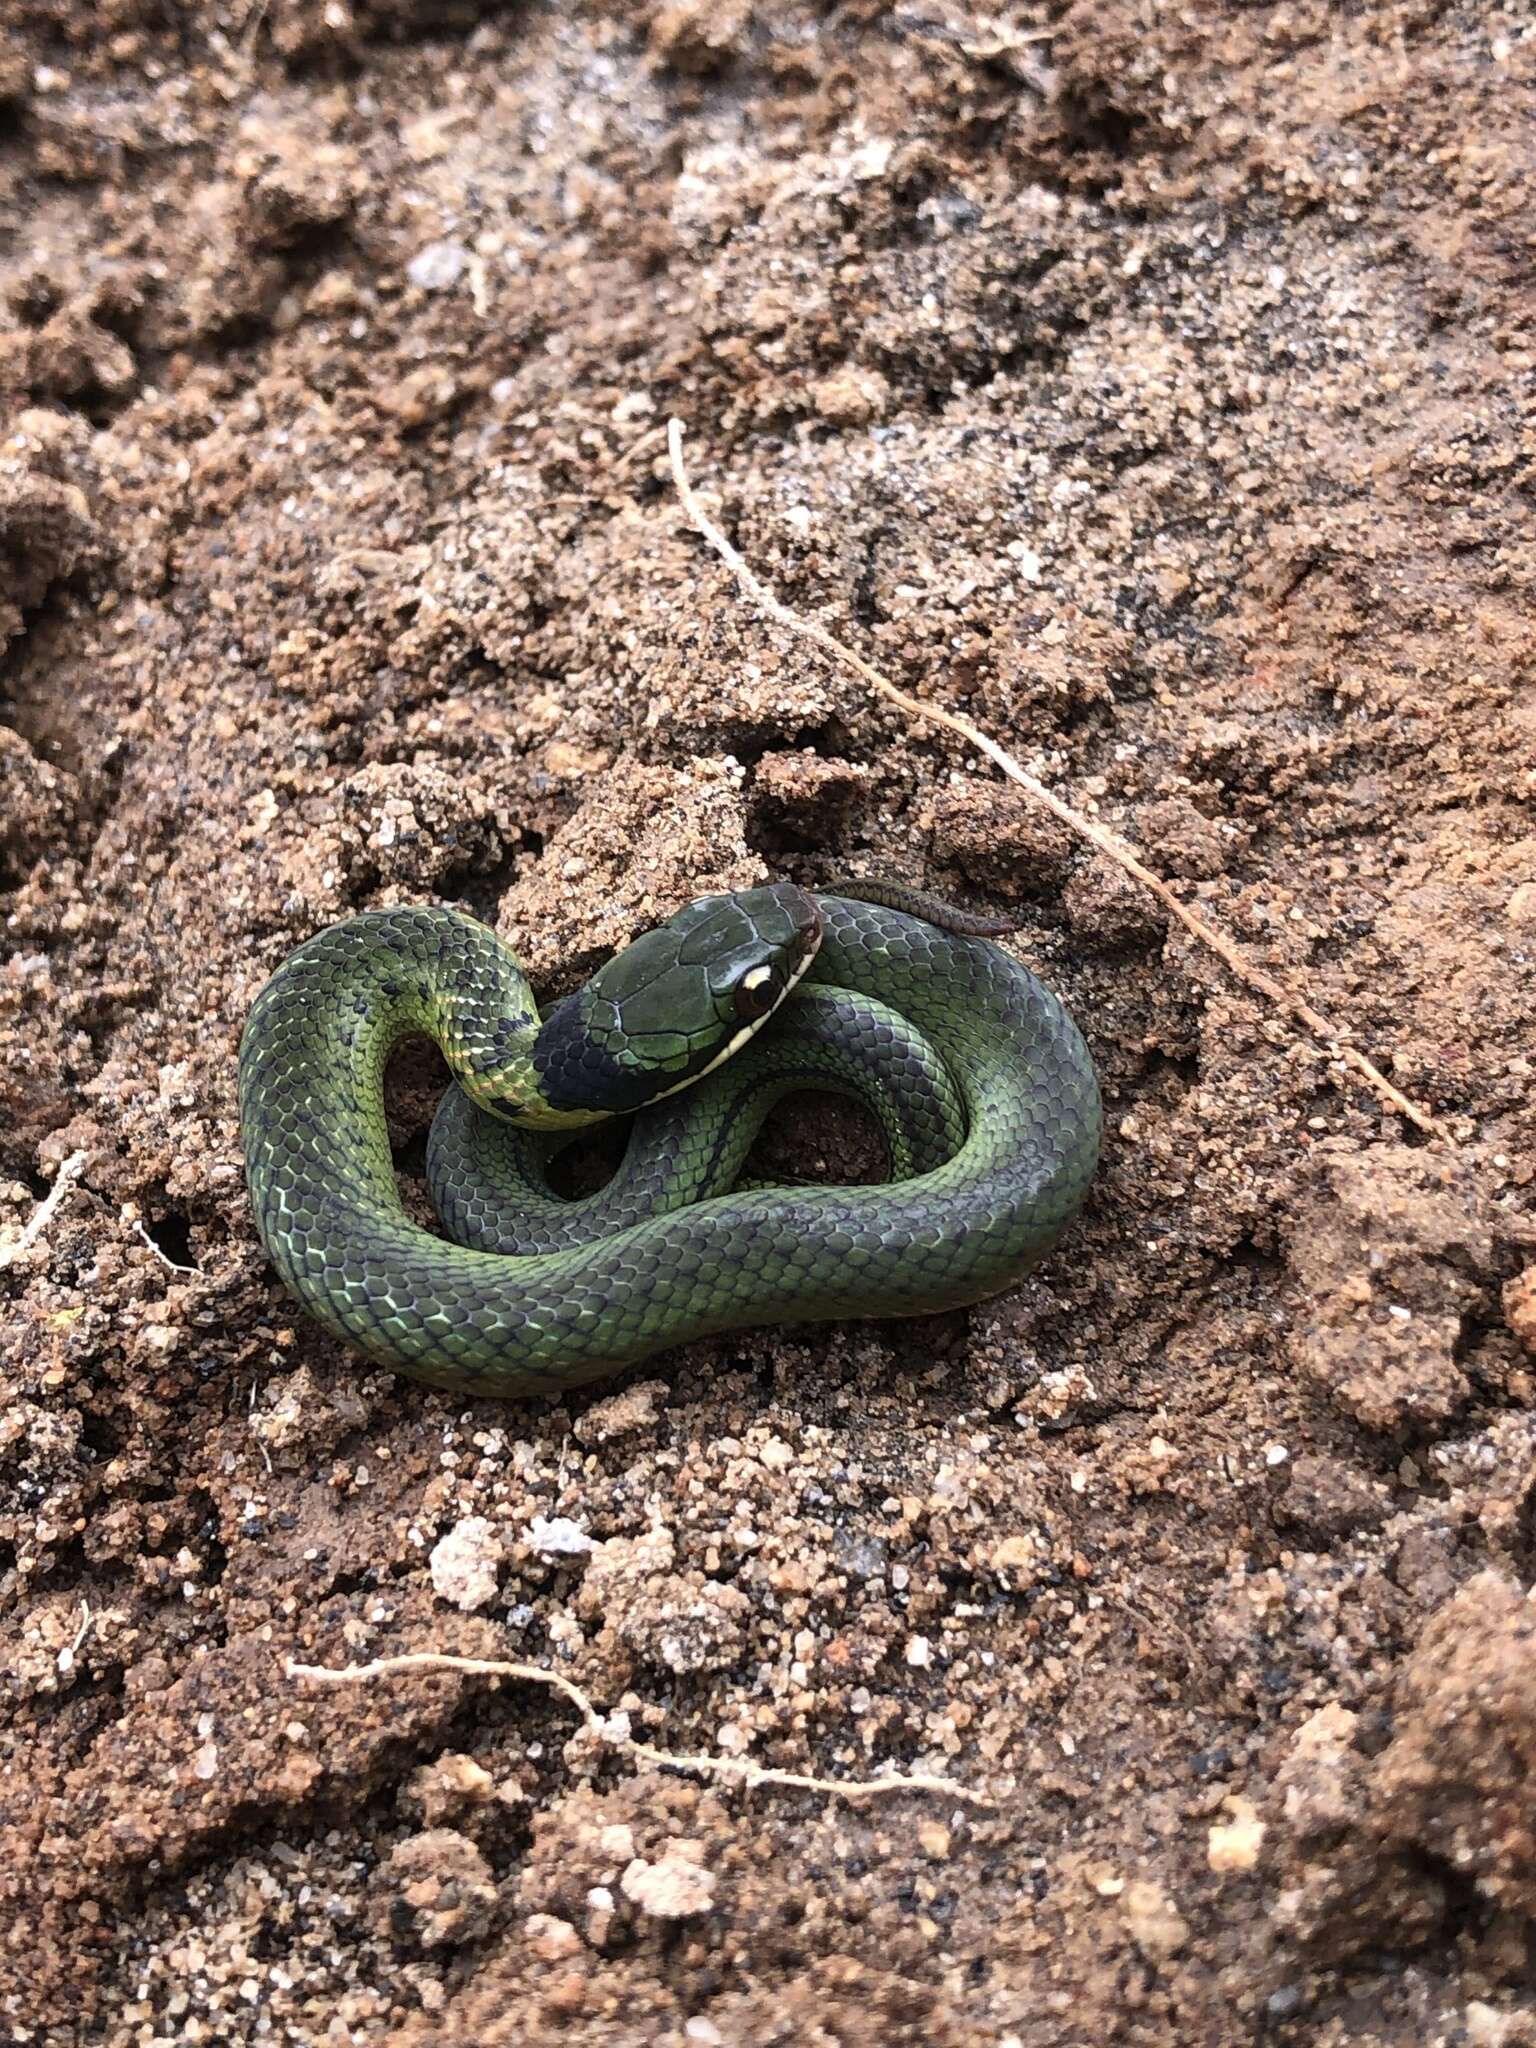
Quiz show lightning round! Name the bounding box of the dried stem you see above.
[665,418,1451,1143]
[0,1151,88,1270]
[288,1652,994,1807]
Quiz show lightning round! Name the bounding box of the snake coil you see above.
[239,884,1100,1398]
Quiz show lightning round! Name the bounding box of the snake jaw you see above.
[649,917,822,1102]
[519,881,826,1120]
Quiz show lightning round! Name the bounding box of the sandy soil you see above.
[2,1,1535,2042]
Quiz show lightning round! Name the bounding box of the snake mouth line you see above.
[650,931,823,1105]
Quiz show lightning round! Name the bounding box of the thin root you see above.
[287,1651,995,1807]
[129,1214,202,1275]
[666,418,1452,1144]
[0,1151,88,1271]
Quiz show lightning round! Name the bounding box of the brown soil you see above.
[2,2,1535,2042]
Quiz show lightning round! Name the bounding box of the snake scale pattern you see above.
[238,884,1100,1398]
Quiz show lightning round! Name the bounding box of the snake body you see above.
[238,885,1100,1398]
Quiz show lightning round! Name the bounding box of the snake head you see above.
[530,882,823,1117]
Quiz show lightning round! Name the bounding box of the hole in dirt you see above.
[143,1208,196,1268]
[1225,1234,1283,1281]
[268,220,354,269]
[437,847,520,923]
[545,1124,629,1201]
[383,1038,456,1234]
[437,828,546,922]
[77,1404,127,1461]
[188,1486,230,1592]
[1052,82,1150,167]
[1135,1048,1201,1100]
[384,1038,452,1153]
[1396,1849,1496,1956]
[5,265,58,326]
[746,1091,888,1190]
[393,1126,431,1179]
[745,814,829,864]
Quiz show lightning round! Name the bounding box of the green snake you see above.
[238,883,1100,1398]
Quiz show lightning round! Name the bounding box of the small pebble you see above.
[429,1517,501,1612]
[621,1850,716,1919]
[407,240,466,290]
[526,1515,594,1559]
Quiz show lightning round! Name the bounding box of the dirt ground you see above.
[2,0,1534,2041]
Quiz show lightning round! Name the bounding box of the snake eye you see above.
[733,966,778,1021]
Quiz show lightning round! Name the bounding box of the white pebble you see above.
[407,240,466,291]
[429,1517,502,1611]
[526,1514,593,1559]
[621,1852,716,1920]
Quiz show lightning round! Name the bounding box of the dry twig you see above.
[0,1151,88,1271]
[288,1651,995,1807]
[665,418,1451,1143]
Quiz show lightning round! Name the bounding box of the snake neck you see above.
[440,1009,605,1134]
[330,920,605,1136]
[454,1049,587,1129]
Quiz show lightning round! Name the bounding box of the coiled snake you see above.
[238,882,1100,1398]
